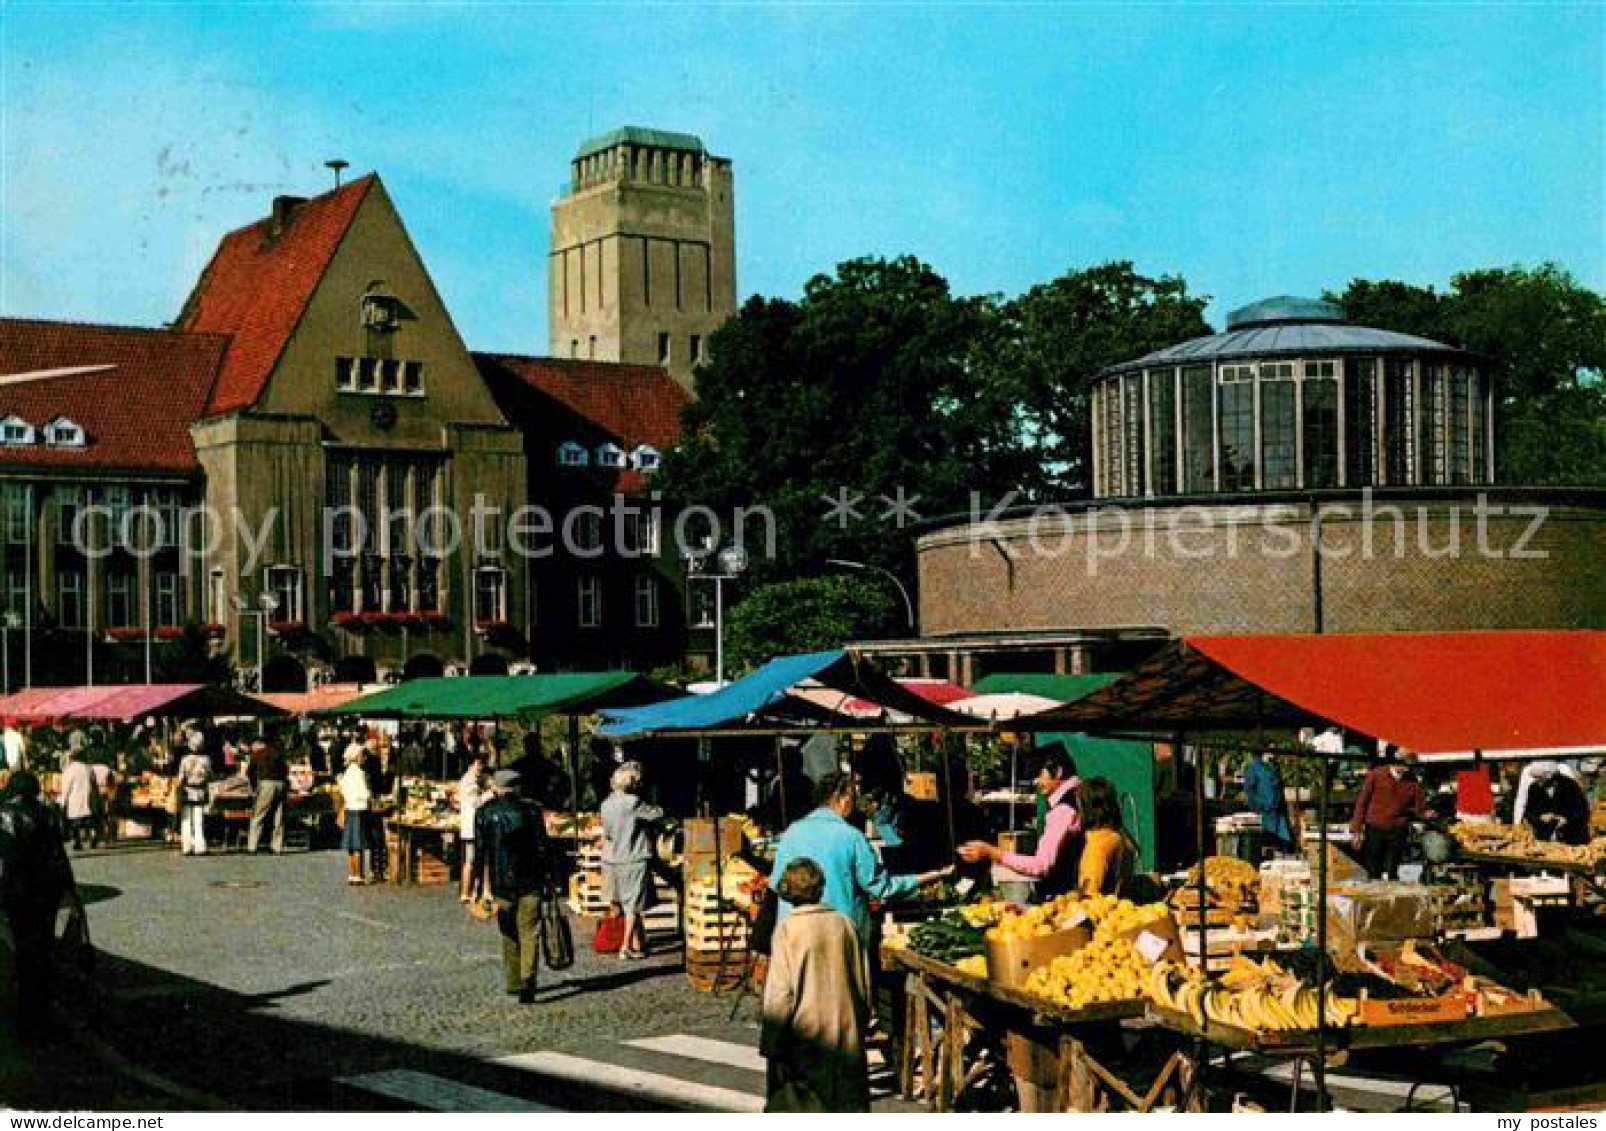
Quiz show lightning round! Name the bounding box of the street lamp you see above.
[824,558,915,630]
[233,590,280,692]
[1,611,18,695]
[689,544,748,686]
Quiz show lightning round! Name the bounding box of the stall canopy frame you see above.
[0,683,287,724]
[315,672,669,722]
[1010,630,1606,759]
[597,649,986,739]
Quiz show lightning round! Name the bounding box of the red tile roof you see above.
[178,175,375,415]
[0,318,228,474]
[475,353,688,492]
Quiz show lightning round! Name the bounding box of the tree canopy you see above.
[723,575,900,673]
[1327,264,1606,485]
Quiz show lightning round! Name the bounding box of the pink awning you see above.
[0,683,285,725]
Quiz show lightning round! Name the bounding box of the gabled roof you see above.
[0,319,227,474]
[178,174,376,415]
[474,353,688,491]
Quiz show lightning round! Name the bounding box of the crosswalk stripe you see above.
[623,1033,886,1075]
[337,1069,560,1113]
[624,1034,767,1074]
[495,1050,764,1113]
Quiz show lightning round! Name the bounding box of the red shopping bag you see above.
[592,911,626,954]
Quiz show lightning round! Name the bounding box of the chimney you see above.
[269,195,307,237]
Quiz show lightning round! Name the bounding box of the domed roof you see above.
[1102,295,1474,376]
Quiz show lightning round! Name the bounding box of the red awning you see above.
[0,683,286,725]
[1016,631,1606,759]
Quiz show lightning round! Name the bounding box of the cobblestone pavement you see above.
[50,842,912,1112]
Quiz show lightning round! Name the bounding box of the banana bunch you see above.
[1024,936,1149,1009]
[1146,958,1359,1032]
[955,954,988,977]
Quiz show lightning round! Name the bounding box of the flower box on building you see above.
[268,620,308,638]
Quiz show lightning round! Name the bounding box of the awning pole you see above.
[773,734,786,827]
[1314,750,1331,1111]
[1190,733,1209,1087]
[567,713,582,829]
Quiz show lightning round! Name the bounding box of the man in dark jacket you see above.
[0,771,76,1039]
[247,739,291,854]
[1524,766,1591,846]
[475,769,550,1003]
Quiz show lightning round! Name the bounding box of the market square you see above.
[0,1,1603,1120]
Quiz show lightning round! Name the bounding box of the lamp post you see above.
[233,590,280,693]
[824,558,915,630]
[690,544,748,686]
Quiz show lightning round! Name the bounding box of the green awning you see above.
[971,672,1122,703]
[315,672,666,721]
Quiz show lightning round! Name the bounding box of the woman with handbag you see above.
[599,761,662,960]
[176,741,213,856]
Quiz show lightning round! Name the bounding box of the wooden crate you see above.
[686,947,748,992]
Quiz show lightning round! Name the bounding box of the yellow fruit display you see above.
[957,897,1010,928]
[1145,957,1359,1032]
[1023,936,1150,1009]
[955,954,989,978]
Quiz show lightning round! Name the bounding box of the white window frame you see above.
[474,565,507,624]
[2,483,29,544]
[577,576,602,628]
[58,570,84,628]
[631,444,662,472]
[595,443,628,470]
[107,569,135,628]
[155,571,181,627]
[557,441,589,468]
[1,416,34,445]
[44,417,85,447]
[634,574,660,628]
[264,564,304,623]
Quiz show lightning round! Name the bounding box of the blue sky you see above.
[3,3,1601,354]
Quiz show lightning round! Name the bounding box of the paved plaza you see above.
[24,843,911,1112]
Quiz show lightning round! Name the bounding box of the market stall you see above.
[321,671,673,884]
[995,629,1606,1112]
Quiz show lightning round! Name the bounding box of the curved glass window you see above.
[1384,358,1414,484]
[1303,360,1339,489]
[1122,374,1143,495]
[1219,364,1255,491]
[1448,367,1470,484]
[1420,364,1448,485]
[1344,358,1376,486]
[1181,365,1214,493]
[1148,368,1177,495]
[1259,361,1298,490]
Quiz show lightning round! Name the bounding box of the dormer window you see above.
[1,416,35,445]
[631,444,662,472]
[43,417,85,447]
[595,442,628,470]
[556,441,590,468]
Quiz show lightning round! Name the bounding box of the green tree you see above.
[1329,265,1606,485]
[990,262,1211,495]
[659,257,1032,586]
[724,575,899,672]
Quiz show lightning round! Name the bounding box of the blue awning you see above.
[598,649,978,738]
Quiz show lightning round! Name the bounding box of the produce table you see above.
[1460,851,1606,900]
[386,817,457,885]
[887,948,1195,1113]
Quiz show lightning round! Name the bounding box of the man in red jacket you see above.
[1350,749,1426,879]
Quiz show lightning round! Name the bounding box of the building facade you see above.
[911,297,1606,669]
[1,129,716,689]
[548,126,737,393]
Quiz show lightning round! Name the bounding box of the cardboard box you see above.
[1357,992,1468,1027]
[1326,881,1437,955]
[985,924,1090,990]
